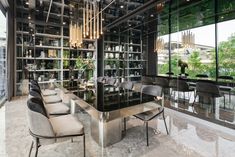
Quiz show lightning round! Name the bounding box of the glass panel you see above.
[156,2,169,75]
[217,19,235,79]
[170,0,215,79]
[171,24,216,79]
[0,11,6,99]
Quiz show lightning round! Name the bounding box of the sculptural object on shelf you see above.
[178,59,188,76]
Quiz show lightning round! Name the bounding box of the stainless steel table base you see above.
[91,117,123,147]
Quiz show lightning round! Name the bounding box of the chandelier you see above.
[69,22,83,48]
[155,37,165,53]
[83,0,102,39]
[181,30,195,48]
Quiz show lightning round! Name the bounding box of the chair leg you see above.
[124,117,126,133]
[28,141,34,157]
[192,94,197,106]
[83,134,86,157]
[35,138,39,157]
[223,95,226,109]
[146,121,149,146]
[229,91,231,104]
[163,111,169,135]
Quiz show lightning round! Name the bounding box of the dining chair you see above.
[106,77,116,86]
[29,83,62,104]
[133,85,169,146]
[166,72,174,76]
[97,76,105,83]
[27,98,85,157]
[218,75,233,104]
[29,89,70,115]
[169,79,194,102]
[195,74,208,78]
[119,81,134,90]
[141,76,154,85]
[30,80,57,96]
[154,77,170,98]
[192,81,225,112]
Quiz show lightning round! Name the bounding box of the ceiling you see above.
[16,0,235,37]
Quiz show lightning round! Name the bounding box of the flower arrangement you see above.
[178,59,188,74]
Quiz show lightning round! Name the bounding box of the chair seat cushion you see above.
[43,95,62,104]
[45,103,70,115]
[134,107,164,121]
[50,115,84,136]
[41,89,57,96]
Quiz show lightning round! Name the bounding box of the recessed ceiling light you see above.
[63,22,66,25]
[150,14,154,17]
[120,5,124,9]
[28,16,31,19]
[221,16,224,19]
[186,0,190,2]
[102,18,105,21]
[25,2,29,5]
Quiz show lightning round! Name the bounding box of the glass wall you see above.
[217,0,235,79]
[154,0,235,82]
[0,11,6,100]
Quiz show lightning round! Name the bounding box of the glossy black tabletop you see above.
[73,82,155,112]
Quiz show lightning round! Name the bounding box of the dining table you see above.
[58,82,164,147]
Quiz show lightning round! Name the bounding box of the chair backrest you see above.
[97,77,104,83]
[29,89,42,100]
[169,79,190,91]
[218,75,233,80]
[166,72,174,75]
[29,84,42,94]
[196,81,221,97]
[27,98,55,140]
[30,80,39,87]
[141,76,154,85]
[106,78,116,85]
[196,74,208,78]
[142,85,162,97]
[155,77,169,88]
[119,81,134,90]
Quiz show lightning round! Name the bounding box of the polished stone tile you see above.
[0,105,5,156]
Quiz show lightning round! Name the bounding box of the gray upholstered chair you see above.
[106,77,116,86]
[132,85,169,146]
[27,98,85,157]
[169,79,194,101]
[30,80,57,96]
[29,90,69,115]
[192,81,225,112]
[195,74,208,79]
[141,76,154,85]
[119,81,134,90]
[30,84,62,104]
[154,77,170,97]
[97,77,105,83]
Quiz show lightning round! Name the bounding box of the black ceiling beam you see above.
[104,0,169,30]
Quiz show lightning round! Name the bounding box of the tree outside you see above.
[158,33,235,79]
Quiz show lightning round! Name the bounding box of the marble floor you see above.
[3,96,235,157]
[0,105,5,157]
[164,91,235,129]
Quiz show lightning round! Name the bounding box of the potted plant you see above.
[76,57,95,81]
